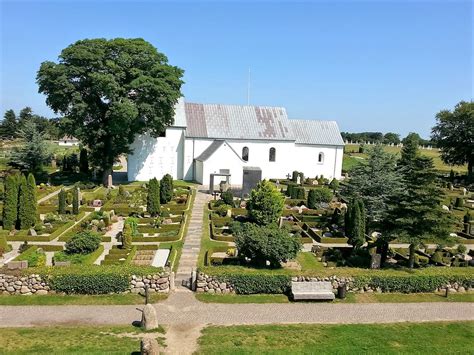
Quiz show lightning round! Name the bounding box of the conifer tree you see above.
[58,188,66,214]
[160,174,173,204]
[2,173,19,230]
[122,223,133,250]
[26,173,37,225]
[18,175,29,229]
[72,187,79,215]
[146,178,160,216]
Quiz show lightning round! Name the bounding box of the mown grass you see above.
[195,292,473,304]
[197,322,474,354]
[0,325,166,354]
[0,293,168,305]
[343,144,467,173]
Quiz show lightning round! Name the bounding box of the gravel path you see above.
[0,292,472,328]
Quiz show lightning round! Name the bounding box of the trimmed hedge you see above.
[50,271,129,294]
[222,274,291,294]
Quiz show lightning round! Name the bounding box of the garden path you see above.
[175,190,210,288]
[94,217,123,265]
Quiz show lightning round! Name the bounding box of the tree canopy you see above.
[431,101,473,180]
[37,38,184,184]
[246,180,284,226]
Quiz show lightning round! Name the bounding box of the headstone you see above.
[92,199,103,207]
[371,254,382,269]
[462,188,467,196]
[7,261,28,270]
[54,261,71,267]
[162,219,173,225]
[296,175,301,185]
[191,270,197,291]
[312,180,318,185]
[51,159,57,169]
[77,187,82,203]
[28,228,37,236]
[140,338,160,355]
[442,205,450,211]
[141,304,159,331]
[107,174,113,188]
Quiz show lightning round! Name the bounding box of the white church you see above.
[127,98,344,186]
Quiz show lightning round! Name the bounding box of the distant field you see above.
[343,144,467,173]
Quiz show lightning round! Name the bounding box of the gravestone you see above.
[7,261,28,269]
[371,254,382,269]
[51,159,57,169]
[141,304,159,331]
[77,187,82,204]
[140,338,160,355]
[296,175,301,185]
[107,174,113,188]
[28,228,37,236]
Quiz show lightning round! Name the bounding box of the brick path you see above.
[175,190,210,288]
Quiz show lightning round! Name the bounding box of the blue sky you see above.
[0,0,472,138]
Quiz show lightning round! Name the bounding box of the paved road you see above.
[0,291,472,327]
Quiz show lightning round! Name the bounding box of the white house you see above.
[58,135,79,146]
[127,98,344,186]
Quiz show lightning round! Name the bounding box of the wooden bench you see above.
[291,281,335,301]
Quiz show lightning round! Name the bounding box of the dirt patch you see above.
[164,323,205,354]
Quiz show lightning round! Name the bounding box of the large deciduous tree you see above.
[37,38,184,185]
[431,101,474,180]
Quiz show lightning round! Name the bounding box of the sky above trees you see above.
[0,0,471,137]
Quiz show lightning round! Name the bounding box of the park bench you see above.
[291,281,335,301]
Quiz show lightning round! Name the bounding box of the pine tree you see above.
[58,188,66,214]
[399,133,420,167]
[2,173,19,230]
[348,198,365,249]
[147,178,160,216]
[79,148,89,174]
[72,187,79,215]
[1,109,18,138]
[160,174,173,204]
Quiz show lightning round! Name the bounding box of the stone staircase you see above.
[175,190,209,289]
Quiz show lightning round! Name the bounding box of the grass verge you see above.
[0,325,166,354]
[197,322,474,354]
[0,293,168,305]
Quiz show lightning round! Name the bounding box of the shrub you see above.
[455,197,464,208]
[285,182,296,197]
[50,271,129,294]
[292,187,305,199]
[58,188,66,214]
[307,188,333,209]
[124,217,139,236]
[234,223,301,267]
[146,178,160,216]
[221,189,234,206]
[65,231,101,254]
[0,235,8,256]
[15,246,46,267]
[224,274,291,294]
[329,178,339,191]
[2,173,19,230]
[247,180,285,226]
[160,174,173,204]
[292,171,299,183]
[214,204,231,217]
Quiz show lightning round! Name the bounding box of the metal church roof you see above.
[290,120,345,146]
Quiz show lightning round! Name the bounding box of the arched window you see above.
[269,147,276,162]
[242,146,249,162]
[318,152,324,164]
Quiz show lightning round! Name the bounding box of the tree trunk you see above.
[468,159,473,182]
[408,244,416,269]
[102,166,113,187]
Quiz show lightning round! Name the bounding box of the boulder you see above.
[141,304,159,331]
[141,338,160,355]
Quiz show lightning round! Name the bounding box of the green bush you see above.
[160,174,173,204]
[285,182,296,197]
[58,188,66,214]
[292,187,305,200]
[223,274,291,294]
[0,235,9,256]
[247,180,284,226]
[307,188,333,209]
[15,246,46,267]
[122,223,133,249]
[50,271,129,294]
[292,171,299,183]
[72,187,80,215]
[455,197,464,208]
[221,189,234,206]
[65,231,101,254]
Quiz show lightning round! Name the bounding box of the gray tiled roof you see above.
[195,139,244,162]
[290,120,345,146]
[179,101,344,146]
[185,103,293,141]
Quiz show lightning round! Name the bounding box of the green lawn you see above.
[0,293,168,305]
[0,325,165,354]
[343,144,467,173]
[195,292,473,304]
[197,322,474,354]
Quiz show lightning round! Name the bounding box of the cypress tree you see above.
[72,187,79,215]
[26,173,37,226]
[18,175,29,229]
[357,198,366,237]
[160,174,173,204]
[58,188,66,214]
[147,178,160,216]
[2,174,19,230]
[79,148,89,174]
[122,223,132,250]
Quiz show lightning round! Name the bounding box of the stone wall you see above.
[196,273,233,293]
[0,272,173,296]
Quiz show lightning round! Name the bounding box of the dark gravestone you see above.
[241,167,262,198]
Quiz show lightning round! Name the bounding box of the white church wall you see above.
[127,128,185,181]
[292,144,344,180]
